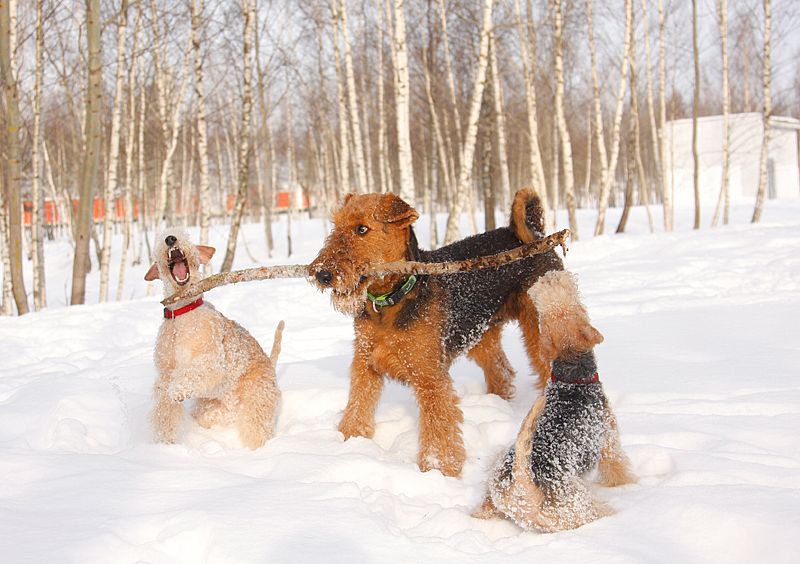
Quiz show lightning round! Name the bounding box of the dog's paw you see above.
[418,441,465,478]
[167,381,194,403]
[337,416,374,440]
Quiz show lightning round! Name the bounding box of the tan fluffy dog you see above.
[145,230,284,449]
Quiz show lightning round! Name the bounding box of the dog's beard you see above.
[330,283,368,316]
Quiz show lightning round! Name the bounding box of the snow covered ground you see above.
[1,200,799,563]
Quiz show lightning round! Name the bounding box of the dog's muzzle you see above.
[315,270,333,287]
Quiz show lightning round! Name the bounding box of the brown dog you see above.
[145,229,284,449]
[309,190,564,477]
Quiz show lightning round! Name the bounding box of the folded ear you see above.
[144,263,160,281]
[196,245,216,265]
[342,193,355,207]
[373,193,419,227]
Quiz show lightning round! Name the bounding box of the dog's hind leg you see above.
[192,398,231,428]
[598,404,637,487]
[234,363,280,449]
[468,324,516,400]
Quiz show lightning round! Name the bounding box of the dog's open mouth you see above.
[168,248,191,286]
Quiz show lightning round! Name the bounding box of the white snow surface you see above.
[2,202,799,563]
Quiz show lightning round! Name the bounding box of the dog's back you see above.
[416,190,563,353]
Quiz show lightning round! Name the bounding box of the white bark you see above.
[489,30,511,209]
[592,0,633,236]
[443,0,494,244]
[31,0,46,310]
[752,0,771,223]
[392,0,415,204]
[99,0,129,303]
[192,0,212,247]
[641,0,663,228]
[338,0,368,193]
[331,5,351,193]
[514,0,550,226]
[657,0,672,230]
[691,0,700,230]
[552,0,578,239]
[712,0,730,227]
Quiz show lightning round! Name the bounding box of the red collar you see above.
[164,297,204,319]
[551,372,600,385]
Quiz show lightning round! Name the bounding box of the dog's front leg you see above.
[152,375,184,443]
[167,353,225,402]
[413,372,465,478]
[338,345,384,440]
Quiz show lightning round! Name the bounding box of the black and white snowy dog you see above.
[474,271,635,532]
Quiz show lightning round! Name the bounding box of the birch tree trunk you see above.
[592,0,632,236]
[641,0,663,228]
[628,2,653,232]
[392,0,415,204]
[31,0,46,310]
[552,0,578,239]
[256,18,274,254]
[332,4,350,194]
[116,0,142,301]
[70,0,102,306]
[339,0,368,193]
[691,0,701,230]
[489,30,511,209]
[376,7,389,194]
[514,0,549,224]
[0,0,28,313]
[751,0,771,223]
[712,0,730,227]
[99,0,129,303]
[658,0,672,230]
[443,0,494,244]
[192,0,212,247]
[221,0,254,272]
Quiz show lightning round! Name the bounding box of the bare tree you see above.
[70,0,103,305]
[444,0,494,244]
[193,0,212,248]
[31,0,46,310]
[99,0,130,302]
[392,0,415,203]
[0,0,28,313]
[591,0,633,236]
[489,30,510,209]
[338,0,368,193]
[221,0,255,272]
[691,0,700,230]
[712,0,731,227]
[752,0,772,223]
[552,0,578,239]
[658,0,672,230]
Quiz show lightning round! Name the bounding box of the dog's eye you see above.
[356,225,369,236]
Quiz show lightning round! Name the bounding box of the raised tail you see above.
[269,320,285,365]
[509,188,545,243]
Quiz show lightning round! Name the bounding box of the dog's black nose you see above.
[315,270,333,286]
[165,235,177,247]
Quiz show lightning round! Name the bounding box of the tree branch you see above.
[161,229,570,306]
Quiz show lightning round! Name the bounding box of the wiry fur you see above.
[147,230,284,449]
[308,189,564,477]
[474,272,635,532]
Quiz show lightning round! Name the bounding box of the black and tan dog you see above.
[474,271,635,531]
[309,189,580,477]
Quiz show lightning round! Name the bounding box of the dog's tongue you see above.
[173,261,188,280]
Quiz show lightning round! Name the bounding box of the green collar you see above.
[367,275,418,311]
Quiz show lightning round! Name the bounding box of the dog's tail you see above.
[269,320,285,365]
[509,188,545,243]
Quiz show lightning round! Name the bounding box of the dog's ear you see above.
[144,263,160,281]
[374,193,419,227]
[341,193,355,207]
[196,245,216,265]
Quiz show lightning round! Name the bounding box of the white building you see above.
[664,113,800,205]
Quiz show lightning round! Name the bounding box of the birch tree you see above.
[221,0,255,272]
[691,0,700,230]
[552,0,578,239]
[392,0,415,204]
[338,0,368,193]
[489,30,511,209]
[99,0,130,302]
[712,0,731,227]
[658,0,672,230]
[444,0,494,244]
[752,0,771,223]
[514,0,549,224]
[591,0,633,236]
[0,0,28,313]
[70,0,102,305]
[192,0,212,247]
[31,0,46,310]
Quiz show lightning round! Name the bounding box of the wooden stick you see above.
[161,229,570,306]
